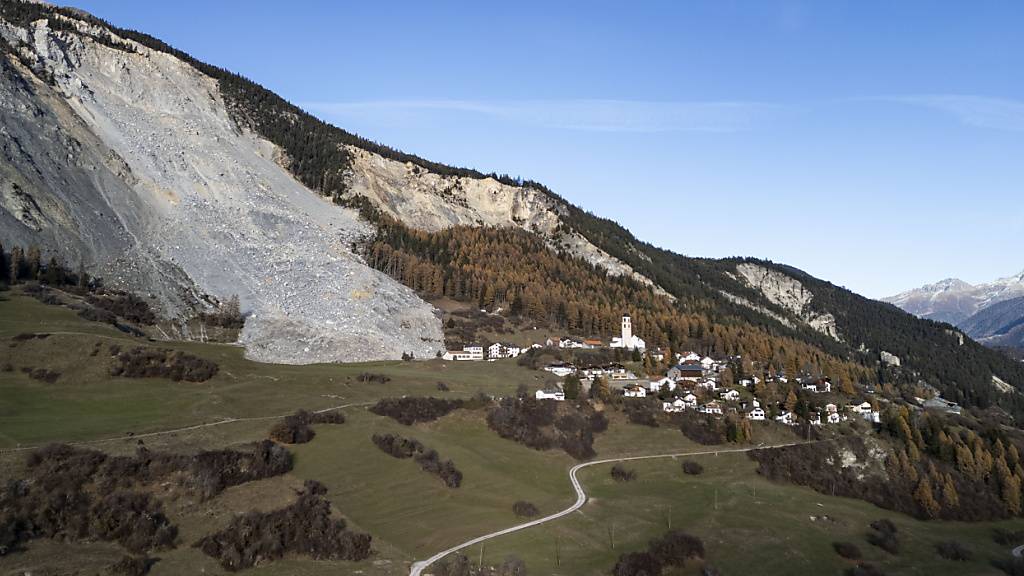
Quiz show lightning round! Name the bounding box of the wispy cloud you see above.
[302,99,783,133]
[875,95,1024,132]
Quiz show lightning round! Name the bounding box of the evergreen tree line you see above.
[0,243,89,288]
[752,411,1024,522]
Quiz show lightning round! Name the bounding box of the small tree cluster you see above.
[934,540,972,561]
[611,531,705,576]
[833,541,862,560]
[611,464,637,482]
[369,397,463,425]
[624,401,659,428]
[109,347,219,382]
[681,461,704,475]
[268,410,344,445]
[512,501,539,517]
[867,519,899,555]
[486,396,606,460]
[195,480,371,571]
[371,434,462,488]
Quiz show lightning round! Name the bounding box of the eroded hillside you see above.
[0,13,443,363]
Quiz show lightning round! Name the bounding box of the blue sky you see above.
[70,1,1024,298]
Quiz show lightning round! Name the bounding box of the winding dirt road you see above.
[409,441,806,576]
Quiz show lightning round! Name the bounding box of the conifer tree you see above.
[914,477,940,519]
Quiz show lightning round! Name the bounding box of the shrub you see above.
[845,563,886,576]
[867,529,899,555]
[27,368,60,383]
[833,541,862,560]
[498,555,527,576]
[372,433,424,458]
[681,461,704,475]
[678,413,726,445]
[195,482,371,571]
[86,292,156,325]
[611,464,637,482]
[267,410,344,444]
[370,397,463,425]
[934,540,972,561]
[512,501,539,517]
[269,416,315,444]
[870,519,897,535]
[995,528,1024,546]
[109,347,218,382]
[356,372,391,384]
[625,402,659,427]
[437,382,450,392]
[371,434,461,488]
[648,531,704,566]
[612,551,662,576]
[108,555,157,576]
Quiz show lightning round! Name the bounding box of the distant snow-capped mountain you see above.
[883,270,1024,326]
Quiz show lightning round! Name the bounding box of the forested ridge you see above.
[359,207,873,385]
[4,0,1023,417]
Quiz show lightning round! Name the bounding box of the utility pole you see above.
[555,534,560,566]
[714,487,719,511]
[479,543,485,570]
[667,504,673,529]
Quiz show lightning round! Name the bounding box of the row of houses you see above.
[444,342,534,362]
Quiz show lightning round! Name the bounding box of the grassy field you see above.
[2,290,1024,576]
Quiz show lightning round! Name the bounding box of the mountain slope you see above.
[884,271,1024,325]
[2,1,1024,415]
[961,296,1024,349]
[0,5,443,363]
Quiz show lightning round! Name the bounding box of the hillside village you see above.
[444,313,965,430]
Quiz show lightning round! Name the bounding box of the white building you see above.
[680,393,699,408]
[775,411,796,426]
[543,363,576,377]
[719,389,740,402]
[699,401,723,415]
[443,345,485,361]
[663,398,687,413]
[610,313,646,350]
[559,337,588,349]
[623,384,647,398]
[679,351,702,363]
[649,376,676,393]
[747,407,766,421]
[487,343,522,359]
[536,388,565,401]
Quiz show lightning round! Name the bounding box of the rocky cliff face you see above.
[0,15,443,363]
[732,263,842,341]
[343,146,664,292]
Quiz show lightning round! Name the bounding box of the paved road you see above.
[1013,543,1024,558]
[408,441,805,576]
[0,401,372,455]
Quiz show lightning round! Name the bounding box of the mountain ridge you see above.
[884,270,1024,325]
[3,1,1024,417]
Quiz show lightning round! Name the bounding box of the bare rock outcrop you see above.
[734,263,842,341]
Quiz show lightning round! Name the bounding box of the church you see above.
[609,313,646,351]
